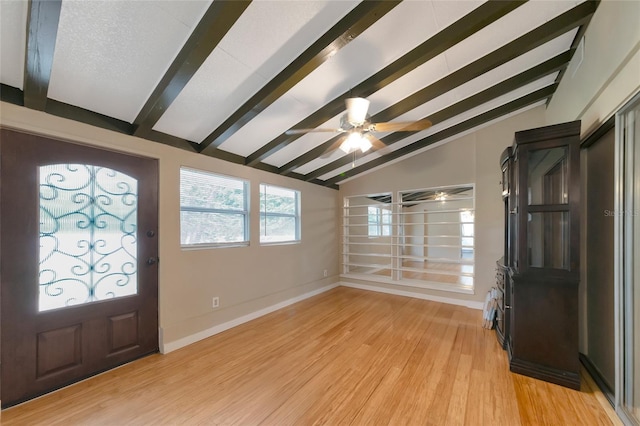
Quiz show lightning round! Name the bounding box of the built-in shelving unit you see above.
[342,186,475,293]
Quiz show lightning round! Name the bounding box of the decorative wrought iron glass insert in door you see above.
[39,164,138,312]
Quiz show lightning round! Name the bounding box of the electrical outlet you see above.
[323,269,328,277]
[212,297,220,309]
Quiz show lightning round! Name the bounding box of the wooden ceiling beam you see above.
[323,85,557,187]
[133,1,252,138]
[198,0,401,154]
[0,83,24,106]
[45,99,135,135]
[250,162,338,189]
[243,0,526,167]
[283,0,598,176]
[304,51,571,181]
[144,130,200,153]
[23,0,62,111]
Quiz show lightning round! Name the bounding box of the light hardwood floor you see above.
[2,287,618,425]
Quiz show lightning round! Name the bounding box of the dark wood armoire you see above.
[497,120,581,389]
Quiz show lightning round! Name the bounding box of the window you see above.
[180,168,249,247]
[368,206,392,237]
[260,184,300,243]
[460,210,475,259]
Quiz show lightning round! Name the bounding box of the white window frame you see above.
[180,167,249,249]
[460,210,475,257]
[260,183,301,244]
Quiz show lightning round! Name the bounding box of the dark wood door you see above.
[1,129,159,407]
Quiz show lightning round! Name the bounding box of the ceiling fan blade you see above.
[285,128,344,135]
[369,118,432,132]
[364,133,386,151]
[320,134,348,158]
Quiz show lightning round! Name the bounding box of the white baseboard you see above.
[162,283,339,353]
[162,280,482,354]
[340,281,484,310]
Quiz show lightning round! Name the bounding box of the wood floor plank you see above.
[2,287,616,425]
[446,353,473,425]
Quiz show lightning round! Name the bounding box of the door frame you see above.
[614,90,640,426]
[0,127,161,407]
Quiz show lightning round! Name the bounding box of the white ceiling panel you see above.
[153,47,266,143]
[47,0,211,122]
[218,91,314,156]
[453,29,577,100]
[155,0,214,28]
[0,0,28,89]
[154,0,359,142]
[263,119,343,167]
[363,54,451,120]
[415,75,558,144]
[430,0,486,30]
[283,0,439,98]
[218,0,359,81]
[444,0,582,73]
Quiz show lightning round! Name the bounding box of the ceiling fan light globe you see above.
[340,132,362,153]
[339,140,352,153]
[345,97,370,124]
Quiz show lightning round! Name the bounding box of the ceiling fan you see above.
[285,97,432,155]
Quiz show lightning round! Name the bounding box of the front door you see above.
[1,129,159,407]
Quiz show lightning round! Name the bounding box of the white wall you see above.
[339,105,546,304]
[0,102,340,352]
[546,0,640,135]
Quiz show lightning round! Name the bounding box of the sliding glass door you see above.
[615,91,640,426]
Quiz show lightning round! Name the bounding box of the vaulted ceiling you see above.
[0,0,598,189]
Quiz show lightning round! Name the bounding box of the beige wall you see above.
[339,106,546,304]
[546,0,640,135]
[0,102,340,351]
[546,0,639,354]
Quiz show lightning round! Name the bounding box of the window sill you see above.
[260,240,301,247]
[181,242,250,250]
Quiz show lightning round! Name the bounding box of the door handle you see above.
[147,257,159,265]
